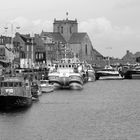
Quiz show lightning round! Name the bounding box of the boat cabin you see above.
[0,77,31,97]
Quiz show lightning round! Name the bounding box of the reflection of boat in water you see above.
[87,69,95,81]
[39,80,54,93]
[123,65,140,79]
[0,76,32,109]
[48,59,83,90]
[95,65,124,80]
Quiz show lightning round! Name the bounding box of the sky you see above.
[0,0,140,58]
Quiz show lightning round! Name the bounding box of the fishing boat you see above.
[95,65,124,80]
[0,75,32,109]
[123,65,140,79]
[39,80,54,93]
[48,59,83,90]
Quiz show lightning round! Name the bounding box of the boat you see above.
[48,59,83,90]
[95,65,124,80]
[86,64,96,82]
[0,75,32,109]
[123,65,140,79]
[39,80,54,93]
[31,80,41,101]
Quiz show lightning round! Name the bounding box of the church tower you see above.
[53,14,78,42]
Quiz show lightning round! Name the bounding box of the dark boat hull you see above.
[124,70,140,79]
[0,96,32,110]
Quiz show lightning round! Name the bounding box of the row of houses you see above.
[0,17,103,68]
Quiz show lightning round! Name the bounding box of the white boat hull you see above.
[96,68,124,80]
[69,83,83,90]
[98,75,124,80]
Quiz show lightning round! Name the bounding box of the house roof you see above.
[122,51,135,60]
[20,34,31,43]
[41,32,66,43]
[134,52,140,57]
[68,33,87,44]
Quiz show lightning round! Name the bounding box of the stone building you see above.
[122,50,137,64]
[41,32,66,62]
[41,18,103,63]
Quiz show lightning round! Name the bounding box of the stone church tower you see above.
[53,18,78,42]
[41,16,103,63]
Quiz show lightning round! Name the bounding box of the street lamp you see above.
[30,33,34,68]
[4,24,20,68]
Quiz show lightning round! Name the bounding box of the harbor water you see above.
[0,80,140,140]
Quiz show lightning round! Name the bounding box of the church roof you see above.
[41,32,66,43]
[92,47,103,57]
[68,33,87,44]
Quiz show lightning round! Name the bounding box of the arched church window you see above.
[85,44,88,55]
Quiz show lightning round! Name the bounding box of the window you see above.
[35,53,39,59]
[85,44,88,55]
[61,27,63,34]
[9,82,13,87]
[4,82,8,87]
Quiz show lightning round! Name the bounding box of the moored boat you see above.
[95,65,124,80]
[39,80,54,93]
[0,76,32,109]
[48,60,83,90]
[123,65,140,79]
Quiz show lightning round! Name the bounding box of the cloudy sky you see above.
[0,0,140,58]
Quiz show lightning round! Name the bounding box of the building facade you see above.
[0,36,14,66]
[14,33,46,68]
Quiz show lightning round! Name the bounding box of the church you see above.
[41,17,103,63]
